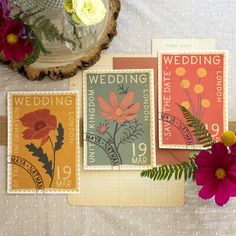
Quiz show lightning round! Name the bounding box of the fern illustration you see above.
[178,104,214,148]
[117,119,144,149]
[141,156,197,181]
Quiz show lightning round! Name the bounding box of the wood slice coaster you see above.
[9,0,120,81]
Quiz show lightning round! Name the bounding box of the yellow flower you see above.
[176,67,186,77]
[73,0,107,25]
[194,84,204,94]
[201,99,211,108]
[221,131,236,147]
[197,68,207,78]
[181,80,190,89]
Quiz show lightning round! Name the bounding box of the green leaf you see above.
[30,15,75,48]
[178,104,214,148]
[140,156,197,182]
[26,143,53,178]
[55,123,64,151]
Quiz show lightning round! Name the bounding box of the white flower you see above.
[65,0,107,26]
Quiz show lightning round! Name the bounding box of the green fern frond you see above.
[30,16,75,50]
[140,156,197,181]
[178,104,214,148]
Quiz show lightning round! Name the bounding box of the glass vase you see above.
[63,13,97,53]
[19,0,63,16]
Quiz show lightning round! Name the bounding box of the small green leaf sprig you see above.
[141,105,214,182]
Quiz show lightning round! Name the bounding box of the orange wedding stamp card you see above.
[7,91,80,194]
[158,51,228,149]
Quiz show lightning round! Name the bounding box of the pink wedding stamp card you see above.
[158,51,228,149]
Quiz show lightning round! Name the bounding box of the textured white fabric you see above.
[1,0,236,235]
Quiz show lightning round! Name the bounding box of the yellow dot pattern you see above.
[176,67,186,77]
[201,99,210,108]
[197,68,207,78]
[194,84,204,94]
[181,80,190,89]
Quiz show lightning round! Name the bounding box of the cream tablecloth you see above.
[1,0,236,235]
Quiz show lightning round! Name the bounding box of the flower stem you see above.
[113,123,122,165]
[49,136,56,188]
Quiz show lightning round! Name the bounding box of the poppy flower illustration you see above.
[1,19,33,62]
[20,109,57,146]
[97,91,141,124]
[195,142,236,206]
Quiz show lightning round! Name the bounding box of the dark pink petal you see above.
[2,43,14,61]
[214,181,231,206]
[195,167,215,185]
[223,155,236,171]
[0,29,5,51]
[212,142,228,163]
[6,19,23,34]
[198,181,218,200]
[24,40,33,55]
[221,178,236,196]
[195,150,215,167]
[226,162,236,185]
[12,42,26,61]
[230,143,236,154]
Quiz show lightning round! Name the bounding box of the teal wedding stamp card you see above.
[83,69,156,170]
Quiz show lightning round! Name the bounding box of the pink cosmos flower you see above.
[195,142,236,206]
[98,124,107,134]
[97,91,141,124]
[1,19,33,62]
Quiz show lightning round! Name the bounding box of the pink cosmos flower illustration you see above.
[195,142,236,206]
[98,123,107,134]
[97,91,141,124]
[20,109,57,146]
